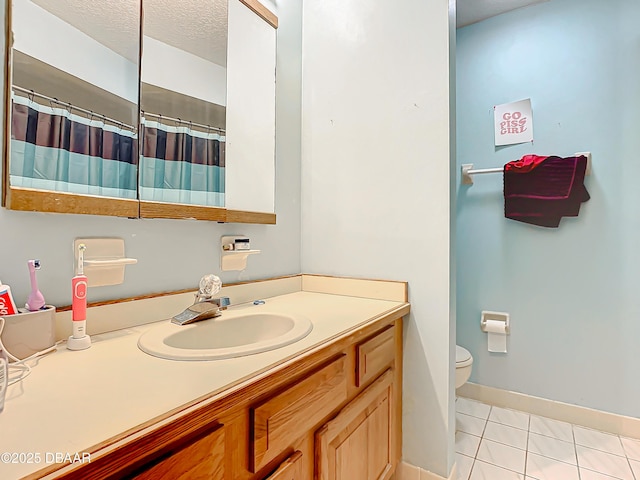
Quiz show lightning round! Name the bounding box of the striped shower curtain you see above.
[139,117,225,206]
[10,94,138,199]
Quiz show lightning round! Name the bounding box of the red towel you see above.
[504,154,549,173]
[504,155,590,227]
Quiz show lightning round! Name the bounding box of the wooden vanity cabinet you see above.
[37,314,405,480]
[266,451,304,480]
[316,370,395,480]
[131,423,226,479]
[251,355,349,472]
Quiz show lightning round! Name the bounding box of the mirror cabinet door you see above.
[5,0,140,216]
[225,0,276,217]
[3,0,277,223]
[138,0,227,220]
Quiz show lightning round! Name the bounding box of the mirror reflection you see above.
[139,0,227,207]
[10,0,140,200]
[5,0,277,221]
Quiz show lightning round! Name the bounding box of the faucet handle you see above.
[197,274,222,300]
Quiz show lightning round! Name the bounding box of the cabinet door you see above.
[266,451,304,480]
[225,0,277,214]
[132,423,225,480]
[316,369,394,480]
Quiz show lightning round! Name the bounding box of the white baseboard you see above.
[458,382,640,440]
[396,461,457,480]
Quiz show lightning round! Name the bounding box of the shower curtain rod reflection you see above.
[12,85,136,132]
[141,111,226,134]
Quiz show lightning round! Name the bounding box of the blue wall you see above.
[456,0,640,417]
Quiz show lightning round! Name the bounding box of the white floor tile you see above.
[488,406,529,431]
[470,460,524,480]
[457,397,491,419]
[456,453,474,480]
[455,400,640,480]
[576,445,635,480]
[629,459,640,479]
[476,439,526,474]
[456,431,481,457]
[527,432,577,465]
[525,453,579,480]
[579,468,625,480]
[573,426,626,456]
[483,421,528,450]
[620,436,640,461]
[457,412,487,436]
[528,415,574,442]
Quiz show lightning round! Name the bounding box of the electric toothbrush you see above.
[25,259,46,311]
[67,244,91,351]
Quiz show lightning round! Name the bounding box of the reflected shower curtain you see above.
[139,117,225,207]
[10,94,137,199]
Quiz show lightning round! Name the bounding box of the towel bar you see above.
[461,152,591,185]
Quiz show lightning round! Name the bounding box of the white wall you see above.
[13,0,138,103]
[0,0,302,307]
[141,36,227,106]
[300,0,455,476]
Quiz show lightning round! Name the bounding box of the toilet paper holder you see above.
[480,310,510,334]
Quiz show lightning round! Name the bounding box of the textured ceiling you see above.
[144,0,227,66]
[31,0,140,62]
[457,0,550,28]
[30,0,227,66]
[30,0,547,61]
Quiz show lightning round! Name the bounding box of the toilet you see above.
[455,345,473,389]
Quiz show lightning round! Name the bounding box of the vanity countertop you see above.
[0,275,409,479]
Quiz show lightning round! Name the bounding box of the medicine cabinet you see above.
[1,0,276,224]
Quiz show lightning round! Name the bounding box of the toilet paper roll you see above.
[485,319,507,353]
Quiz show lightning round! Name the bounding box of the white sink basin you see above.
[138,311,313,360]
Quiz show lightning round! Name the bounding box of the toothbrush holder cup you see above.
[0,306,56,359]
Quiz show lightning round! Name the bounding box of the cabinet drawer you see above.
[251,355,348,472]
[266,451,304,479]
[132,423,225,480]
[356,325,395,387]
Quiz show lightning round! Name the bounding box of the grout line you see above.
[523,413,531,478]
[468,458,476,480]
[573,422,582,480]
[619,435,638,480]
[476,406,491,457]
[473,407,529,478]
[627,453,638,480]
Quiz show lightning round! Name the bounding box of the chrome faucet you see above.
[171,296,231,325]
[171,274,230,326]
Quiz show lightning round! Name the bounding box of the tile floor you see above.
[456,397,640,480]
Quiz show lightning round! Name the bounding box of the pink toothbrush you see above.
[67,244,91,350]
[25,259,46,311]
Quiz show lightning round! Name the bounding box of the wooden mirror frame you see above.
[1,0,276,224]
